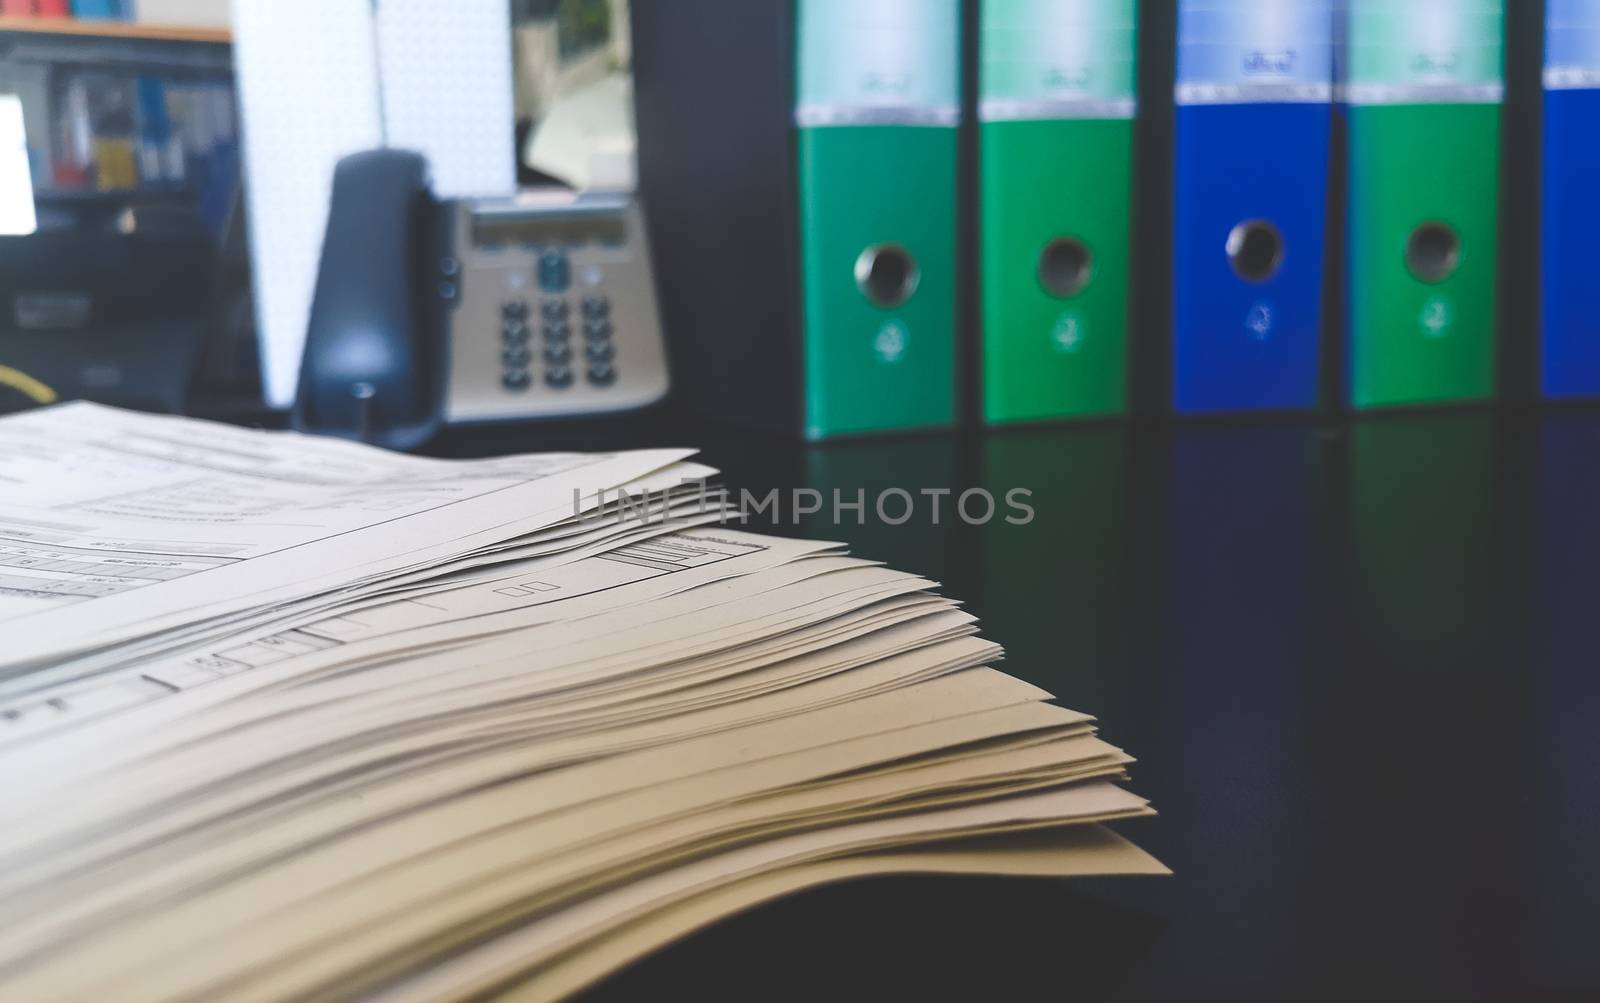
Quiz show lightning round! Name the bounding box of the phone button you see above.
[583,319,614,342]
[502,320,529,343]
[584,340,615,363]
[545,364,574,389]
[541,299,570,322]
[542,342,573,366]
[502,369,531,391]
[581,295,610,320]
[502,300,528,320]
[539,250,571,293]
[542,321,572,344]
[587,362,617,386]
[502,345,532,367]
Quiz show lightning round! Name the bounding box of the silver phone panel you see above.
[443,192,669,423]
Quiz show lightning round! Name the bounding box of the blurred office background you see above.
[0,4,1596,1000]
[0,0,1564,429]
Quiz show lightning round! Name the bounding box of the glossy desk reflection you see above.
[441,412,1597,1002]
[1527,417,1600,993]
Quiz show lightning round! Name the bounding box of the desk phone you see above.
[295,149,669,451]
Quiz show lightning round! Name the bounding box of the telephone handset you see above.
[295,150,445,450]
[295,149,670,451]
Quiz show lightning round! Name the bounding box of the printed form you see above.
[0,403,695,671]
[0,530,793,741]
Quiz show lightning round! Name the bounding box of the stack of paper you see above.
[0,404,1163,1002]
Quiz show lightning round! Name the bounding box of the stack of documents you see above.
[0,404,1163,1002]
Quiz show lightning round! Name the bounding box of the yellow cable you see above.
[0,365,59,405]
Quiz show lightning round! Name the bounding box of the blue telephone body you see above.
[295,149,670,451]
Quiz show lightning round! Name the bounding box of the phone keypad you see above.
[495,292,622,394]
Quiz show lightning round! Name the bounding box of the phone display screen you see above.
[470,212,626,249]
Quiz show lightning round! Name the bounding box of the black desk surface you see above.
[430,409,1599,1003]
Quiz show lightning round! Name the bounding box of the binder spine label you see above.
[979,0,1138,121]
[796,0,961,127]
[1176,0,1334,105]
[1337,0,1505,105]
[1546,0,1600,89]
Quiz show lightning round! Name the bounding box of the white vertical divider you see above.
[375,0,517,199]
[232,0,384,409]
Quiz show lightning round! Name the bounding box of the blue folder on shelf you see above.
[1172,0,1333,414]
[1543,0,1600,399]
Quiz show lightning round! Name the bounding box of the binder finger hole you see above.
[1037,237,1094,299]
[1406,222,1461,284]
[1226,220,1284,283]
[854,243,920,309]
